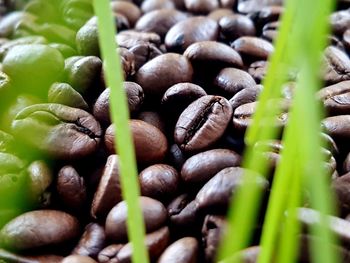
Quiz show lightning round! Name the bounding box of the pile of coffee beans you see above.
[1,0,350,262]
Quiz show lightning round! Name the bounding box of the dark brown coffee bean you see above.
[165,17,219,53]
[105,197,167,242]
[202,215,227,263]
[214,68,256,97]
[168,195,198,229]
[98,244,124,263]
[93,82,144,125]
[117,30,161,49]
[135,9,188,39]
[117,226,170,263]
[72,223,106,258]
[12,104,102,160]
[332,173,350,216]
[161,82,207,116]
[229,85,262,111]
[137,111,166,134]
[323,46,350,85]
[184,41,243,69]
[195,167,269,212]
[231,36,274,62]
[208,8,234,22]
[158,237,198,263]
[141,0,175,13]
[175,95,232,152]
[139,164,180,200]
[331,9,350,36]
[135,53,193,97]
[105,120,168,164]
[185,0,219,14]
[248,61,268,83]
[129,43,163,71]
[219,14,256,41]
[322,115,350,141]
[181,149,241,185]
[62,255,97,263]
[48,83,89,111]
[91,155,122,219]
[110,1,141,27]
[0,210,79,250]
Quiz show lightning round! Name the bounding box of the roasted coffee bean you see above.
[323,46,350,85]
[168,144,187,170]
[202,215,227,263]
[184,41,243,69]
[57,165,87,211]
[48,82,89,111]
[62,255,97,263]
[322,115,350,141]
[0,210,79,250]
[229,85,262,111]
[168,195,198,228]
[158,237,198,263]
[161,82,207,116]
[91,155,122,219]
[184,0,219,14]
[175,95,232,152]
[72,223,106,258]
[129,42,163,71]
[141,0,175,13]
[139,164,180,200]
[208,8,234,22]
[110,1,141,27]
[137,111,166,133]
[12,104,102,160]
[330,9,350,36]
[93,82,144,125]
[165,17,219,53]
[117,30,161,49]
[136,9,188,39]
[105,197,167,242]
[195,167,269,212]
[105,120,168,164]
[117,226,170,263]
[248,61,268,83]
[219,14,256,41]
[117,47,136,78]
[181,149,241,185]
[213,67,256,97]
[231,36,274,62]
[98,244,124,263]
[135,53,193,97]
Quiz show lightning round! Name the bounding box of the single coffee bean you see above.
[76,17,99,56]
[48,82,89,111]
[135,9,188,39]
[135,53,193,97]
[184,41,244,69]
[98,244,124,263]
[105,120,168,164]
[323,46,350,85]
[248,61,268,83]
[219,14,256,41]
[195,167,269,212]
[181,149,241,185]
[91,155,122,219]
[12,104,102,160]
[105,197,167,242]
[330,9,350,36]
[175,95,233,152]
[129,42,163,71]
[62,255,97,263]
[231,36,274,62]
[110,1,141,27]
[72,223,106,258]
[117,30,161,49]
[322,115,350,141]
[229,85,262,111]
[0,210,79,250]
[139,164,180,200]
[165,17,219,53]
[184,0,219,14]
[141,0,175,13]
[161,82,207,116]
[213,67,256,97]
[158,237,198,263]
[137,111,166,134]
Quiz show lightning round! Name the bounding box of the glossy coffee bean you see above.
[323,46,350,85]
[181,149,241,185]
[158,237,198,263]
[175,95,233,152]
[137,111,166,133]
[231,36,274,62]
[62,255,97,263]
[195,167,269,211]
[141,0,175,13]
[135,53,193,97]
[72,223,106,258]
[168,195,198,228]
[185,0,219,14]
[161,82,207,116]
[57,165,87,211]
[219,14,256,41]
[135,9,188,39]
[229,85,262,111]
[165,17,219,53]
[184,41,243,69]
[12,104,102,160]
[0,210,79,250]
[213,67,256,97]
[110,1,141,27]
[322,115,350,141]
[129,42,163,71]
[105,120,168,164]
[140,164,180,200]
[105,197,167,242]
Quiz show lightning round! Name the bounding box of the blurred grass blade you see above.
[92,1,149,263]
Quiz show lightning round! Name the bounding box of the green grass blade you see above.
[92,1,149,263]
